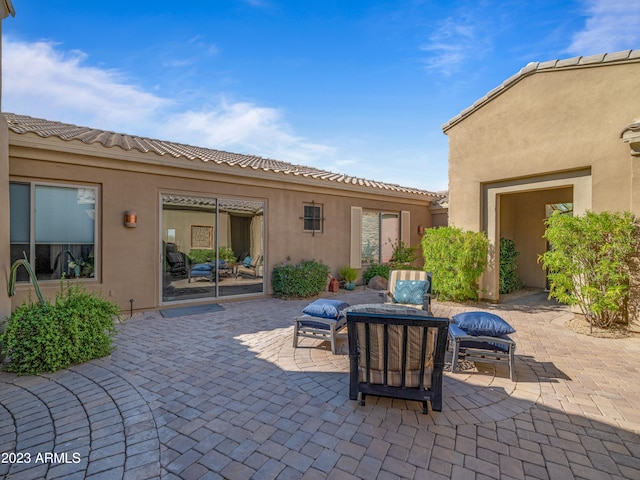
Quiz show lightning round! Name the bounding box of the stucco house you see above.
[1,113,443,316]
[0,1,444,318]
[443,49,640,308]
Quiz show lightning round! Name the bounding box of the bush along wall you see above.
[1,282,121,375]
[271,259,330,298]
[421,226,489,301]
[540,210,638,330]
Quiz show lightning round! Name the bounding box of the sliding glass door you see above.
[161,194,264,303]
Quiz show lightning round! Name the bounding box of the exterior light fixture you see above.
[124,210,137,228]
[417,225,425,235]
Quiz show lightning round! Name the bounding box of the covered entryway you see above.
[482,169,592,301]
[500,188,572,290]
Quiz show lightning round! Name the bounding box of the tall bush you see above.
[540,210,637,329]
[421,226,489,301]
[499,237,524,294]
[1,282,120,375]
[271,260,330,298]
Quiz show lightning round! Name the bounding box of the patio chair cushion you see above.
[302,299,350,319]
[191,263,214,273]
[453,311,515,337]
[191,260,227,271]
[243,256,252,267]
[392,279,429,305]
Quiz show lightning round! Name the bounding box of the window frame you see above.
[302,201,324,236]
[361,209,400,265]
[9,179,99,283]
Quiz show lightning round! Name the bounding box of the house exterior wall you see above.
[445,60,640,300]
[7,134,434,311]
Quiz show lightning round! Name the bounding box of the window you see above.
[10,182,97,282]
[361,210,400,264]
[302,202,323,235]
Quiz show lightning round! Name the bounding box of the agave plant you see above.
[8,252,46,305]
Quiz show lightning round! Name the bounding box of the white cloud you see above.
[3,38,172,132]
[2,37,335,166]
[420,15,490,76]
[568,0,640,55]
[0,37,444,191]
[159,100,335,164]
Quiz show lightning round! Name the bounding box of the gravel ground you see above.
[565,315,629,338]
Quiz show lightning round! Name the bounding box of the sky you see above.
[2,1,640,193]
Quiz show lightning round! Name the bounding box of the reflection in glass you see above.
[361,210,399,264]
[10,183,97,281]
[161,194,264,303]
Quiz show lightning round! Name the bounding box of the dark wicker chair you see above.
[346,304,449,414]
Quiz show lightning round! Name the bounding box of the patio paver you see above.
[1,288,639,479]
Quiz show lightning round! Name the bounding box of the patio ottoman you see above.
[448,312,516,381]
[293,299,350,354]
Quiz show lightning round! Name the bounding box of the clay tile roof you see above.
[5,112,443,199]
[442,49,640,132]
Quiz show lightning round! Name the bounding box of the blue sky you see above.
[3,1,640,192]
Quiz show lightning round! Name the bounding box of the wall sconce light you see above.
[124,210,137,228]
[417,225,425,235]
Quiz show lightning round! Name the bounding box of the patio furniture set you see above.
[188,254,263,283]
[292,270,517,413]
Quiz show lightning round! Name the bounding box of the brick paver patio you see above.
[1,288,639,479]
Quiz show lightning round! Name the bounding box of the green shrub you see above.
[540,210,637,329]
[390,240,419,266]
[421,226,489,301]
[1,282,120,375]
[272,260,330,298]
[363,263,390,284]
[188,247,236,264]
[499,237,524,294]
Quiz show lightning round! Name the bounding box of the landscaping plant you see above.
[188,247,236,264]
[499,237,524,294]
[1,281,121,375]
[338,265,358,283]
[389,240,419,269]
[421,226,489,301]
[271,259,330,298]
[363,263,390,284]
[540,210,638,329]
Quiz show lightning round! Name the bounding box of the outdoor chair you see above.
[293,299,350,354]
[165,242,187,275]
[448,312,516,381]
[236,254,263,278]
[346,304,449,413]
[383,270,432,314]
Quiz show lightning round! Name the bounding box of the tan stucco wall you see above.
[500,187,572,288]
[430,209,448,228]
[446,61,640,300]
[7,136,434,311]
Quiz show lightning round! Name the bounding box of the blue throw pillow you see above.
[453,311,515,337]
[303,299,350,319]
[243,256,252,267]
[393,280,428,305]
